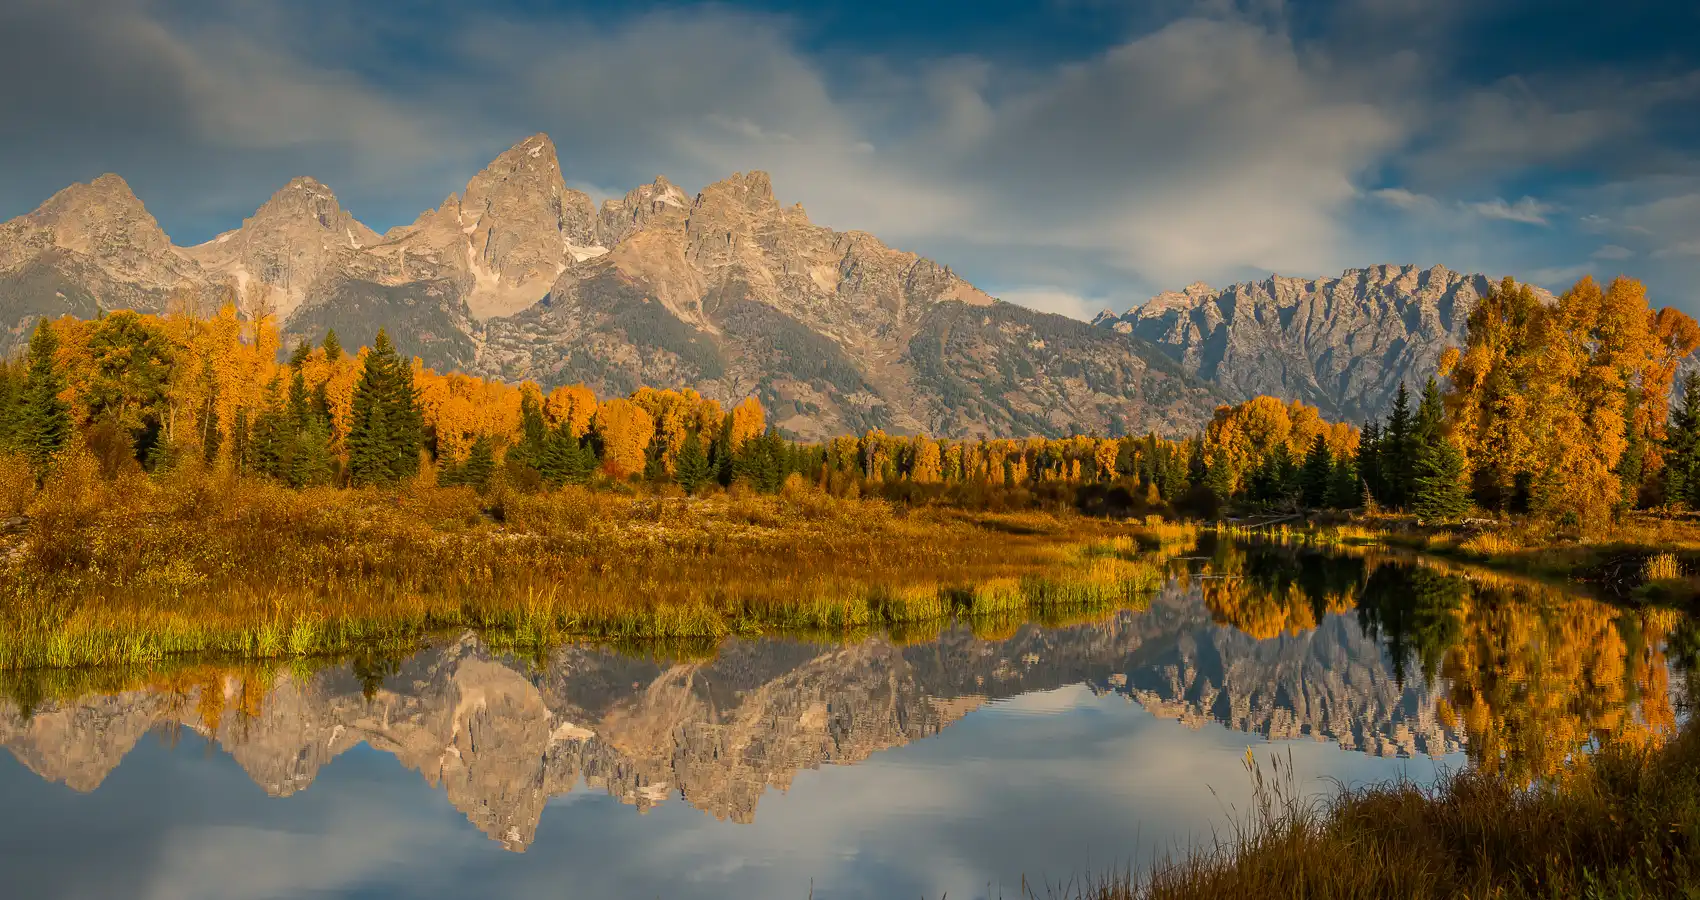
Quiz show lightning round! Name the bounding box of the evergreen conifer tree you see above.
[1413,377,1445,447]
[643,434,668,483]
[0,359,27,453]
[506,392,547,475]
[1409,378,1469,520]
[1204,452,1234,501]
[1358,421,1382,504]
[1383,382,1414,508]
[1411,436,1471,520]
[322,329,343,362]
[536,425,570,486]
[712,413,735,486]
[347,330,422,486]
[546,429,593,485]
[18,321,70,475]
[290,417,333,487]
[1326,457,1360,509]
[1664,371,1700,508]
[1300,435,1333,508]
[675,431,710,494]
[460,436,495,492]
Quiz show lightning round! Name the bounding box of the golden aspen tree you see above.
[544,384,598,438]
[943,442,965,482]
[729,396,765,450]
[591,397,654,477]
[1093,439,1120,481]
[689,393,725,444]
[1527,277,1627,528]
[631,387,694,472]
[910,435,942,483]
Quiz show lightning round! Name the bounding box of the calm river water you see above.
[1,539,1689,899]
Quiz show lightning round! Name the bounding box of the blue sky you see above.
[3,0,1698,319]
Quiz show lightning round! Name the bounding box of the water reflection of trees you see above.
[1185,538,1685,784]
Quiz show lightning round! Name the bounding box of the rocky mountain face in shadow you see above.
[1094,265,1558,422]
[1,587,1456,851]
[0,135,1217,439]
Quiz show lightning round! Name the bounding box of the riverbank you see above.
[0,453,1176,671]
[1216,513,1700,608]
[1080,711,1699,899]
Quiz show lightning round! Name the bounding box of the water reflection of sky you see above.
[0,682,1459,900]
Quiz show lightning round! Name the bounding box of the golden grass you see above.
[1075,717,1700,900]
[1644,551,1682,582]
[0,448,1169,670]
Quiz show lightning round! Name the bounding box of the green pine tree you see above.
[288,340,313,369]
[1407,377,1468,520]
[1411,435,1471,521]
[322,329,343,362]
[751,431,784,492]
[643,434,668,483]
[1664,371,1700,509]
[0,358,24,453]
[1383,382,1414,508]
[1357,422,1382,505]
[290,417,333,487]
[506,392,548,474]
[1300,435,1333,508]
[1204,452,1235,501]
[18,321,70,475]
[1326,457,1360,510]
[675,431,710,494]
[1412,377,1445,446]
[348,398,390,485]
[460,436,496,492]
[536,426,570,486]
[347,330,421,486]
[712,413,735,486]
[562,433,594,485]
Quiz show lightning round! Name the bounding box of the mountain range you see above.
[1,585,1456,851]
[1091,264,1555,424]
[1,131,1563,435]
[0,134,1216,440]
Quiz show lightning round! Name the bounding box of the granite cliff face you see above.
[0,135,1217,438]
[0,174,212,349]
[1095,265,1537,422]
[182,177,382,321]
[1,587,1457,851]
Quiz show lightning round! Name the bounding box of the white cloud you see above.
[992,288,1112,322]
[1464,196,1555,225]
[1369,188,1558,228]
[1593,244,1635,260]
[1370,187,1442,214]
[1526,264,1591,287]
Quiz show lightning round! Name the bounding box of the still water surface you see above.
[1,540,1689,899]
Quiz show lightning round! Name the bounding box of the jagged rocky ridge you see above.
[0,135,1216,439]
[1,586,1457,852]
[1094,265,1554,423]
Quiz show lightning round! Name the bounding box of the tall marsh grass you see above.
[0,451,1169,670]
[1072,719,1700,899]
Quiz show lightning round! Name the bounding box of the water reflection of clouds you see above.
[0,684,1455,900]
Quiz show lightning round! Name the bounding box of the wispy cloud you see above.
[1465,197,1556,226]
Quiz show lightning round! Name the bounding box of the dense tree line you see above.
[3,273,1696,531]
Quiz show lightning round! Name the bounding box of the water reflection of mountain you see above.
[0,584,1453,851]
